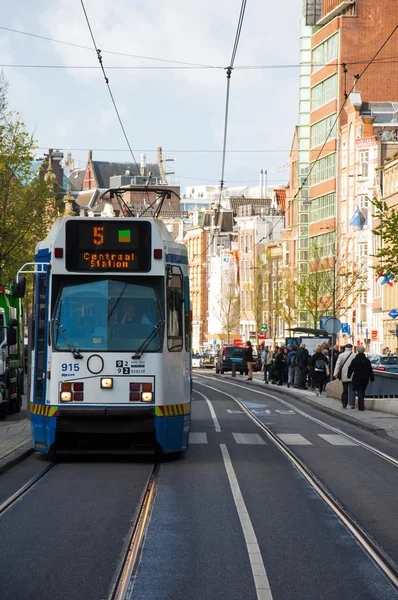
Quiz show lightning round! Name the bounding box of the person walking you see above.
[347,346,374,411]
[287,344,298,388]
[333,343,356,408]
[273,346,286,386]
[245,341,254,381]
[262,345,273,384]
[295,343,309,389]
[309,345,327,396]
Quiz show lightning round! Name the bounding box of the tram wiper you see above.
[131,320,165,360]
[54,319,83,359]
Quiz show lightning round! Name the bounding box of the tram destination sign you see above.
[65,220,152,272]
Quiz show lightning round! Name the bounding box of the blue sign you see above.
[341,323,350,334]
[320,316,329,329]
[388,309,398,319]
[212,338,217,345]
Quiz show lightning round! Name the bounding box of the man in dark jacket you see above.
[295,343,309,389]
[347,346,374,410]
[245,341,254,381]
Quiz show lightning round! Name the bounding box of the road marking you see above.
[318,434,358,446]
[193,389,221,432]
[189,432,208,444]
[277,434,312,445]
[220,444,273,600]
[227,409,244,414]
[233,433,266,445]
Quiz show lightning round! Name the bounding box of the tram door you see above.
[31,270,50,447]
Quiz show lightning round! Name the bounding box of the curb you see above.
[204,372,391,440]
[0,442,34,475]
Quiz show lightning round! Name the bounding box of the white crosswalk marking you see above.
[189,432,208,444]
[278,434,312,445]
[233,433,266,445]
[318,434,358,446]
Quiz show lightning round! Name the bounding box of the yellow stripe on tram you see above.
[155,402,191,417]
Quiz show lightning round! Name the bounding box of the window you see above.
[312,33,339,73]
[311,114,337,148]
[167,267,183,351]
[342,142,347,168]
[310,192,336,223]
[359,195,369,209]
[359,150,369,178]
[312,74,338,110]
[310,232,336,259]
[310,153,336,185]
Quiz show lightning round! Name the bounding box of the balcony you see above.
[317,0,355,26]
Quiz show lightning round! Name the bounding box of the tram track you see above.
[0,461,56,515]
[109,462,160,600]
[195,376,398,592]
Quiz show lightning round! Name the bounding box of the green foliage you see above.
[372,198,398,278]
[0,76,58,285]
[219,270,240,343]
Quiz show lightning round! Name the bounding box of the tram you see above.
[13,214,191,454]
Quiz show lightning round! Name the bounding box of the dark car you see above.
[368,355,398,373]
[200,352,216,368]
[215,345,249,375]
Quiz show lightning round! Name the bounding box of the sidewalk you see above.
[0,417,32,474]
[227,371,398,442]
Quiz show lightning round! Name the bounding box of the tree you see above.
[295,239,368,329]
[372,198,398,278]
[279,267,298,331]
[0,75,58,285]
[219,270,240,343]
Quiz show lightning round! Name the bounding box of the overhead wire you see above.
[200,0,248,258]
[254,23,398,252]
[79,0,139,174]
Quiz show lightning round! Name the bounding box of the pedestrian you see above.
[245,341,254,381]
[309,345,327,396]
[272,345,286,386]
[333,343,356,408]
[295,343,309,389]
[287,344,298,388]
[347,345,374,411]
[322,347,330,390]
[262,345,273,384]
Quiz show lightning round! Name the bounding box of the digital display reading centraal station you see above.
[65,220,152,272]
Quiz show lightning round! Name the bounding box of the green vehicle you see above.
[0,284,24,418]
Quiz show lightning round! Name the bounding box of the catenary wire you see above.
[0,25,219,69]
[255,23,398,251]
[79,0,139,173]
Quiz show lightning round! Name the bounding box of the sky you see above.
[0,0,302,192]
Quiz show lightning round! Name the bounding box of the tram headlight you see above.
[60,391,72,402]
[100,378,113,389]
[141,392,153,403]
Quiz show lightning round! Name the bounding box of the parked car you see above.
[368,354,398,373]
[215,345,249,375]
[200,352,216,368]
[192,354,202,368]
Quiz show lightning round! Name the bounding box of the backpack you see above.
[314,358,325,372]
[290,352,297,367]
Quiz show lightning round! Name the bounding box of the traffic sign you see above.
[259,324,268,332]
[320,316,329,329]
[212,338,217,345]
[388,309,398,319]
[324,317,342,334]
[341,323,350,334]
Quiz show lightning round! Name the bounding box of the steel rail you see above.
[109,463,160,600]
[0,462,56,515]
[195,378,398,590]
[195,373,398,468]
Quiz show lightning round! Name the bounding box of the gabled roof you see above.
[92,161,161,188]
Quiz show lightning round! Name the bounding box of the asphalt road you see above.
[0,376,398,600]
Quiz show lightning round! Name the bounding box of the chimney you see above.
[260,169,263,198]
[140,153,147,177]
[88,150,93,161]
[263,169,267,198]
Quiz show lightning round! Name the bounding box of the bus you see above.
[13,216,191,454]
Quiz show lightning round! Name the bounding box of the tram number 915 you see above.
[61,363,80,372]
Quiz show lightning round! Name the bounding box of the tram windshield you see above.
[52,277,164,352]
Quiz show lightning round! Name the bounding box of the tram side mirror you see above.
[8,318,18,327]
[6,326,17,347]
[12,276,26,298]
[174,289,183,311]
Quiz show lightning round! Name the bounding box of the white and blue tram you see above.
[14,216,191,454]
